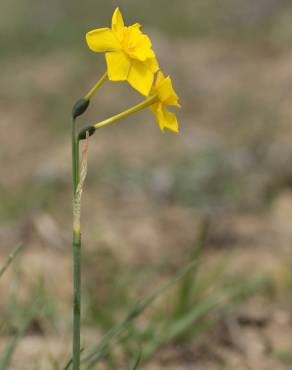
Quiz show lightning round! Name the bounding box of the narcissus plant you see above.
[70,7,182,370]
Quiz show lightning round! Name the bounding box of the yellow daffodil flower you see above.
[86,7,159,96]
[149,71,181,133]
[79,71,181,139]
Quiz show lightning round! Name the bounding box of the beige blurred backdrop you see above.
[2,1,292,369]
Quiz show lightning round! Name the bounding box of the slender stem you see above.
[71,116,81,370]
[70,87,157,370]
[70,72,108,370]
[72,117,80,192]
[93,95,158,130]
[84,72,108,101]
[72,228,81,370]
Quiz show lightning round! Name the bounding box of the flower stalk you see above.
[93,95,158,130]
[78,95,158,141]
[71,71,107,370]
[84,72,108,101]
[72,72,108,119]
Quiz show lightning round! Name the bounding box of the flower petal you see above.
[145,57,159,73]
[125,26,155,61]
[155,71,165,87]
[130,40,156,61]
[123,24,142,48]
[154,104,179,133]
[156,75,180,107]
[106,51,131,81]
[131,23,142,30]
[112,7,124,33]
[127,60,154,96]
[86,28,120,52]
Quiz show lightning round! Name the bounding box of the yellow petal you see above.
[112,7,124,33]
[154,104,179,133]
[145,57,159,73]
[127,60,154,96]
[86,28,120,52]
[155,71,165,87]
[156,75,180,107]
[129,36,155,61]
[106,51,131,81]
[131,23,142,30]
[123,25,142,49]
[124,26,155,61]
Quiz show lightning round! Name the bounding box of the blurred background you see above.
[2,0,292,369]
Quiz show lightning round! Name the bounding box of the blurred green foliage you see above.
[2,0,292,59]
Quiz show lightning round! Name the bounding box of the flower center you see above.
[122,40,136,57]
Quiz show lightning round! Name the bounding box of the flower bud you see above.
[78,125,96,140]
[72,98,90,119]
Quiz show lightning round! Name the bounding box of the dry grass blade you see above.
[73,133,89,232]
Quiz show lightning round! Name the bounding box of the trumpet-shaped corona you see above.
[86,8,159,96]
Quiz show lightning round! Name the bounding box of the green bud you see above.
[72,98,90,119]
[78,125,96,141]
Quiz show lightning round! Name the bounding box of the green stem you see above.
[71,116,81,370]
[93,95,158,130]
[78,95,159,141]
[84,72,108,101]
[72,229,81,370]
[72,117,80,192]
[70,72,107,370]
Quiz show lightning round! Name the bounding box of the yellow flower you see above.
[86,7,159,96]
[79,72,181,138]
[150,71,181,133]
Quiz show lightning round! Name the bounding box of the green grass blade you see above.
[143,274,268,360]
[0,244,23,280]
[78,260,199,369]
[63,348,85,370]
[63,358,73,370]
[128,349,142,370]
[174,218,209,319]
[0,301,39,370]
[143,295,218,359]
